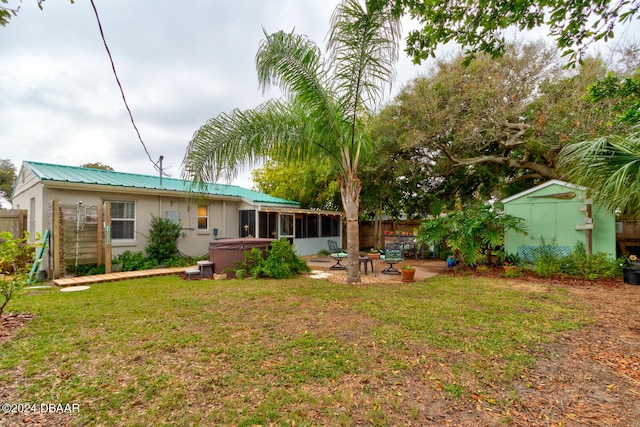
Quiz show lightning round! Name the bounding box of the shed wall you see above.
[504,183,616,258]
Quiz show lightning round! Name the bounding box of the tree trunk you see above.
[340,172,361,284]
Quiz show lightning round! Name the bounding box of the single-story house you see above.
[11,161,342,262]
[502,179,616,260]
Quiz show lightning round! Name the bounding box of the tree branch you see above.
[501,121,529,146]
[438,143,558,179]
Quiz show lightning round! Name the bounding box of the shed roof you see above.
[20,161,299,206]
[501,179,586,204]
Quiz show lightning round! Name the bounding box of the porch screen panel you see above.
[306,214,319,238]
[239,210,255,237]
[259,212,277,238]
[294,213,321,238]
[321,215,340,237]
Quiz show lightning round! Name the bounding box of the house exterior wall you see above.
[12,181,243,258]
[12,168,342,261]
[11,168,45,239]
[293,237,330,256]
[504,181,616,258]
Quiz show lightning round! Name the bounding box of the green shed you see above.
[502,180,616,260]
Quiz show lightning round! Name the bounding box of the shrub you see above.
[532,249,564,277]
[114,251,159,272]
[503,252,522,266]
[234,238,310,279]
[145,215,182,264]
[66,263,106,276]
[528,241,622,279]
[0,231,37,318]
[113,250,202,273]
[416,203,527,267]
[560,242,621,279]
[503,265,525,278]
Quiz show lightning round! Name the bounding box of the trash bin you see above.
[623,268,640,285]
[208,238,275,278]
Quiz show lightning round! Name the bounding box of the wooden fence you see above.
[617,219,640,256]
[0,209,27,237]
[359,219,422,249]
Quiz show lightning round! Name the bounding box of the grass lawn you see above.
[1,275,591,426]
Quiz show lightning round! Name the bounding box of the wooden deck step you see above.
[52,267,189,287]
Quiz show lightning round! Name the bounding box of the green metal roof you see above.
[22,161,299,206]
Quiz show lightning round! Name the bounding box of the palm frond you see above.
[256,30,343,143]
[559,127,640,217]
[181,100,302,185]
[327,0,401,115]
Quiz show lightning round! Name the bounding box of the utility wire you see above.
[89,0,161,173]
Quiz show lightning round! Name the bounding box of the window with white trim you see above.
[197,205,208,230]
[109,201,135,240]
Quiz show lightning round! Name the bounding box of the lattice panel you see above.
[518,245,571,263]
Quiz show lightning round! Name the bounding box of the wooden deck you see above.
[52,267,188,287]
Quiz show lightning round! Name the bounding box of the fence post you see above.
[51,199,61,279]
[104,202,112,273]
[97,204,104,265]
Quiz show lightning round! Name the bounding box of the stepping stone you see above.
[60,285,90,292]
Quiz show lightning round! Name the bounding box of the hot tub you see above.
[208,238,275,278]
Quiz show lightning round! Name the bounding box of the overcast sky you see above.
[1,0,428,190]
[3,1,637,199]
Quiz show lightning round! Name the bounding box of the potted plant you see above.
[502,253,520,271]
[368,248,380,260]
[401,265,416,283]
[503,261,516,271]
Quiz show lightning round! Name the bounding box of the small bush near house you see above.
[114,250,158,272]
[67,252,204,276]
[145,215,182,264]
[234,238,310,279]
[532,249,564,278]
[66,263,106,276]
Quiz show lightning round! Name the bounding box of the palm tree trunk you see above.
[340,172,361,284]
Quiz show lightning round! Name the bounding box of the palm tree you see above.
[181,0,400,283]
[558,126,640,219]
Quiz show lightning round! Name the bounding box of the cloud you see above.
[1,0,424,188]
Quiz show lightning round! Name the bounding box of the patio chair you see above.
[327,240,348,270]
[381,242,404,275]
[398,236,416,259]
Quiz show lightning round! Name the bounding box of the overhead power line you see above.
[89,0,162,174]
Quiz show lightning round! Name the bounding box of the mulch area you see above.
[0,313,34,346]
[444,267,640,426]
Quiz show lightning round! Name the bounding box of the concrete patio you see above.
[304,255,448,283]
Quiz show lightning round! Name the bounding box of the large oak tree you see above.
[0,159,16,202]
[368,0,639,66]
[371,41,630,206]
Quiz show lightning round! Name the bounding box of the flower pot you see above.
[623,268,640,285]
[368,253,380,260]
[401,268,416,283]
